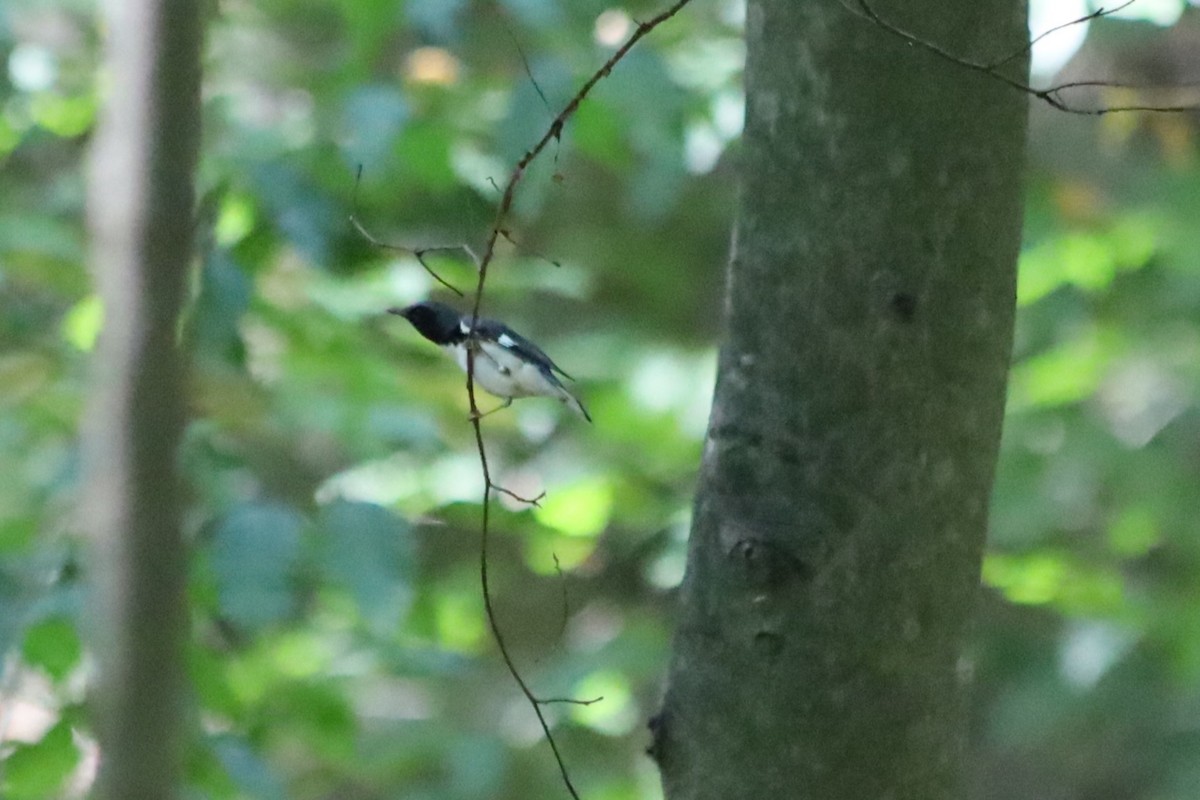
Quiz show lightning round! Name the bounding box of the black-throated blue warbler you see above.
[390,301,591,422]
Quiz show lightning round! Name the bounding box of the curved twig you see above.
[349,165,469,296]
[987,1,1138,70]
[849,0,1200,116]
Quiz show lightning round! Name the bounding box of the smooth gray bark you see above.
[83,0,201,796]
[657,1,1028,798]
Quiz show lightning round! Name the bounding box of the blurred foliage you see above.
[0,0,1199,798]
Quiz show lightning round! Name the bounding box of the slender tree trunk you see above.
[83,0,202,796]
[656,1,1028,797]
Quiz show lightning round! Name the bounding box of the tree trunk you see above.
[656,1,1028,797]
[83,0,202,796]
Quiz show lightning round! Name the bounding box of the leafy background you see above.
[1,0,1199,797]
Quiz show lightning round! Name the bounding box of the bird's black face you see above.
[389,301,463,345]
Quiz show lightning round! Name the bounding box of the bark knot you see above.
[890,291,918,322]
[729,537,808,588]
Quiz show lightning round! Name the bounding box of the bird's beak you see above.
[386,306,410,319]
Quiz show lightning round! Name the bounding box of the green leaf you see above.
[189,643,241,718]
[185,734,238,799]
[982,552,1125,615]
[1017,217,1157,306]
[21,616,81,681]
[215,192,257,247]
[260,680,357,761]
[1108,504,1160,557]
[394,121,456,190]
[573,100,633,168]
[1,721,79,800]
[317,500,414,636]
[61,295,104,352]
[1008,329,1116,410]
[30,92,97,137]
[210,504,305,631]
[983,552,1069,606]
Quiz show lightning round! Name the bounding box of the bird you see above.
[389,301,591,422]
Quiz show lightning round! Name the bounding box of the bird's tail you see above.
[561,389,592,423]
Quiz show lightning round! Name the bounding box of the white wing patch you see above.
[497,332,517,349]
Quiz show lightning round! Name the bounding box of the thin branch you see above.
[349,165,469,296]
[508,25,554,117]
[553,552,569,643]
[499,228,563,268]
[504,25,566,175]
[462,3,697,795]
[986,1,1137,70]
[466,351,582,800]
[537,695,605,706]
[848,0,1200,116]
[491,482,546,507]
[348,216,472,296]
[1042,82,1200,114]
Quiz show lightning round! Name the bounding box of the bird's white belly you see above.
[446,343,556,399]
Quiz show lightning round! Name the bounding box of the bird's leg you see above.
[469,397,513,421]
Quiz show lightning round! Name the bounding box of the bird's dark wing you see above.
[468,318,575,380]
